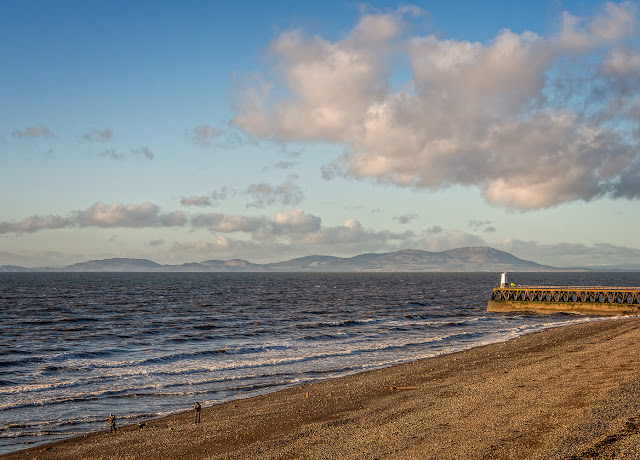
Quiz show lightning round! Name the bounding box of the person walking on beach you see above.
[194,402,201,423]
[109,413,117,433]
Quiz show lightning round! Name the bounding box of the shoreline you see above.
[3,317,640,459]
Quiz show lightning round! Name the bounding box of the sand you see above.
[4,317,640,459]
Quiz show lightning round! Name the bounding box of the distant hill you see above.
[63,258,162,272]
[0,246,563,272]
[165,259,263,272]
[264,247,550,272]
[263,255,343,271]
[0,265,33,272]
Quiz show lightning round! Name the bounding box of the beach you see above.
[3,317,640,459]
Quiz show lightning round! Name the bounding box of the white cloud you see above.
[82,129,113,143]
[100,146,156,161]
[271,160,297,170]
[468,219,496,233]
[273,209,321,233]
[190,213,268,233]
[295,218,411,251]
[12,124,56,140]
[181,188,237,207]
[559,2,637,50]
[100,148,123,160]
[245,175,304,208]
[425,225,444,235]
[190,124,222,147]
[601,46,640,76]
[0,215,70,233]
[394,214,418,224]
[181,195,212,207]
[131,146,154,159]
[76,202,186,228]
[234,3,640,211]
[468,219,491,229]
[211,186,235,204]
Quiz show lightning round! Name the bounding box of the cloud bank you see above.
[496,238,640,268]
[233,2,640,210]
[0,202,410,258]
[0,202,187,233]
[4,201,640,267]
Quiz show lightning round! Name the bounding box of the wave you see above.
[294,318,378,329]
[0,430,90,440]
[0,411,159,439]
[300,332,353,341]
[3,319,579,404]
[0,384,188,412]
[129,345,291,366]
[0,349,119,368]
[4,320,588,415]
[0,329,503,412]
[0,344,291,373]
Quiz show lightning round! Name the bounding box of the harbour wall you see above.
[488,285,640,316]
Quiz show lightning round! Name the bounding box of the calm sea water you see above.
[1,271,638,454]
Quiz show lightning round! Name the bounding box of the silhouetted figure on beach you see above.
[194,402,201,423]
[109,413,117,433]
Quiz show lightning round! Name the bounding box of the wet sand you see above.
[4,317,640,459]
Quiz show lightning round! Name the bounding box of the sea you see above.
[1,271,639,454]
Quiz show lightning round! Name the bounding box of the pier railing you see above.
[491,285,640,305]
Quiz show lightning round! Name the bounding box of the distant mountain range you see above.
[0,246,572,272]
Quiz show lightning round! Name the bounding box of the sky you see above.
[2,0,640,269]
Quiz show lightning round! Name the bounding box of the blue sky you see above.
[2,0,640,268]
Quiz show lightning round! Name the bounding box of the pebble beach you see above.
[3,317,640,459]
